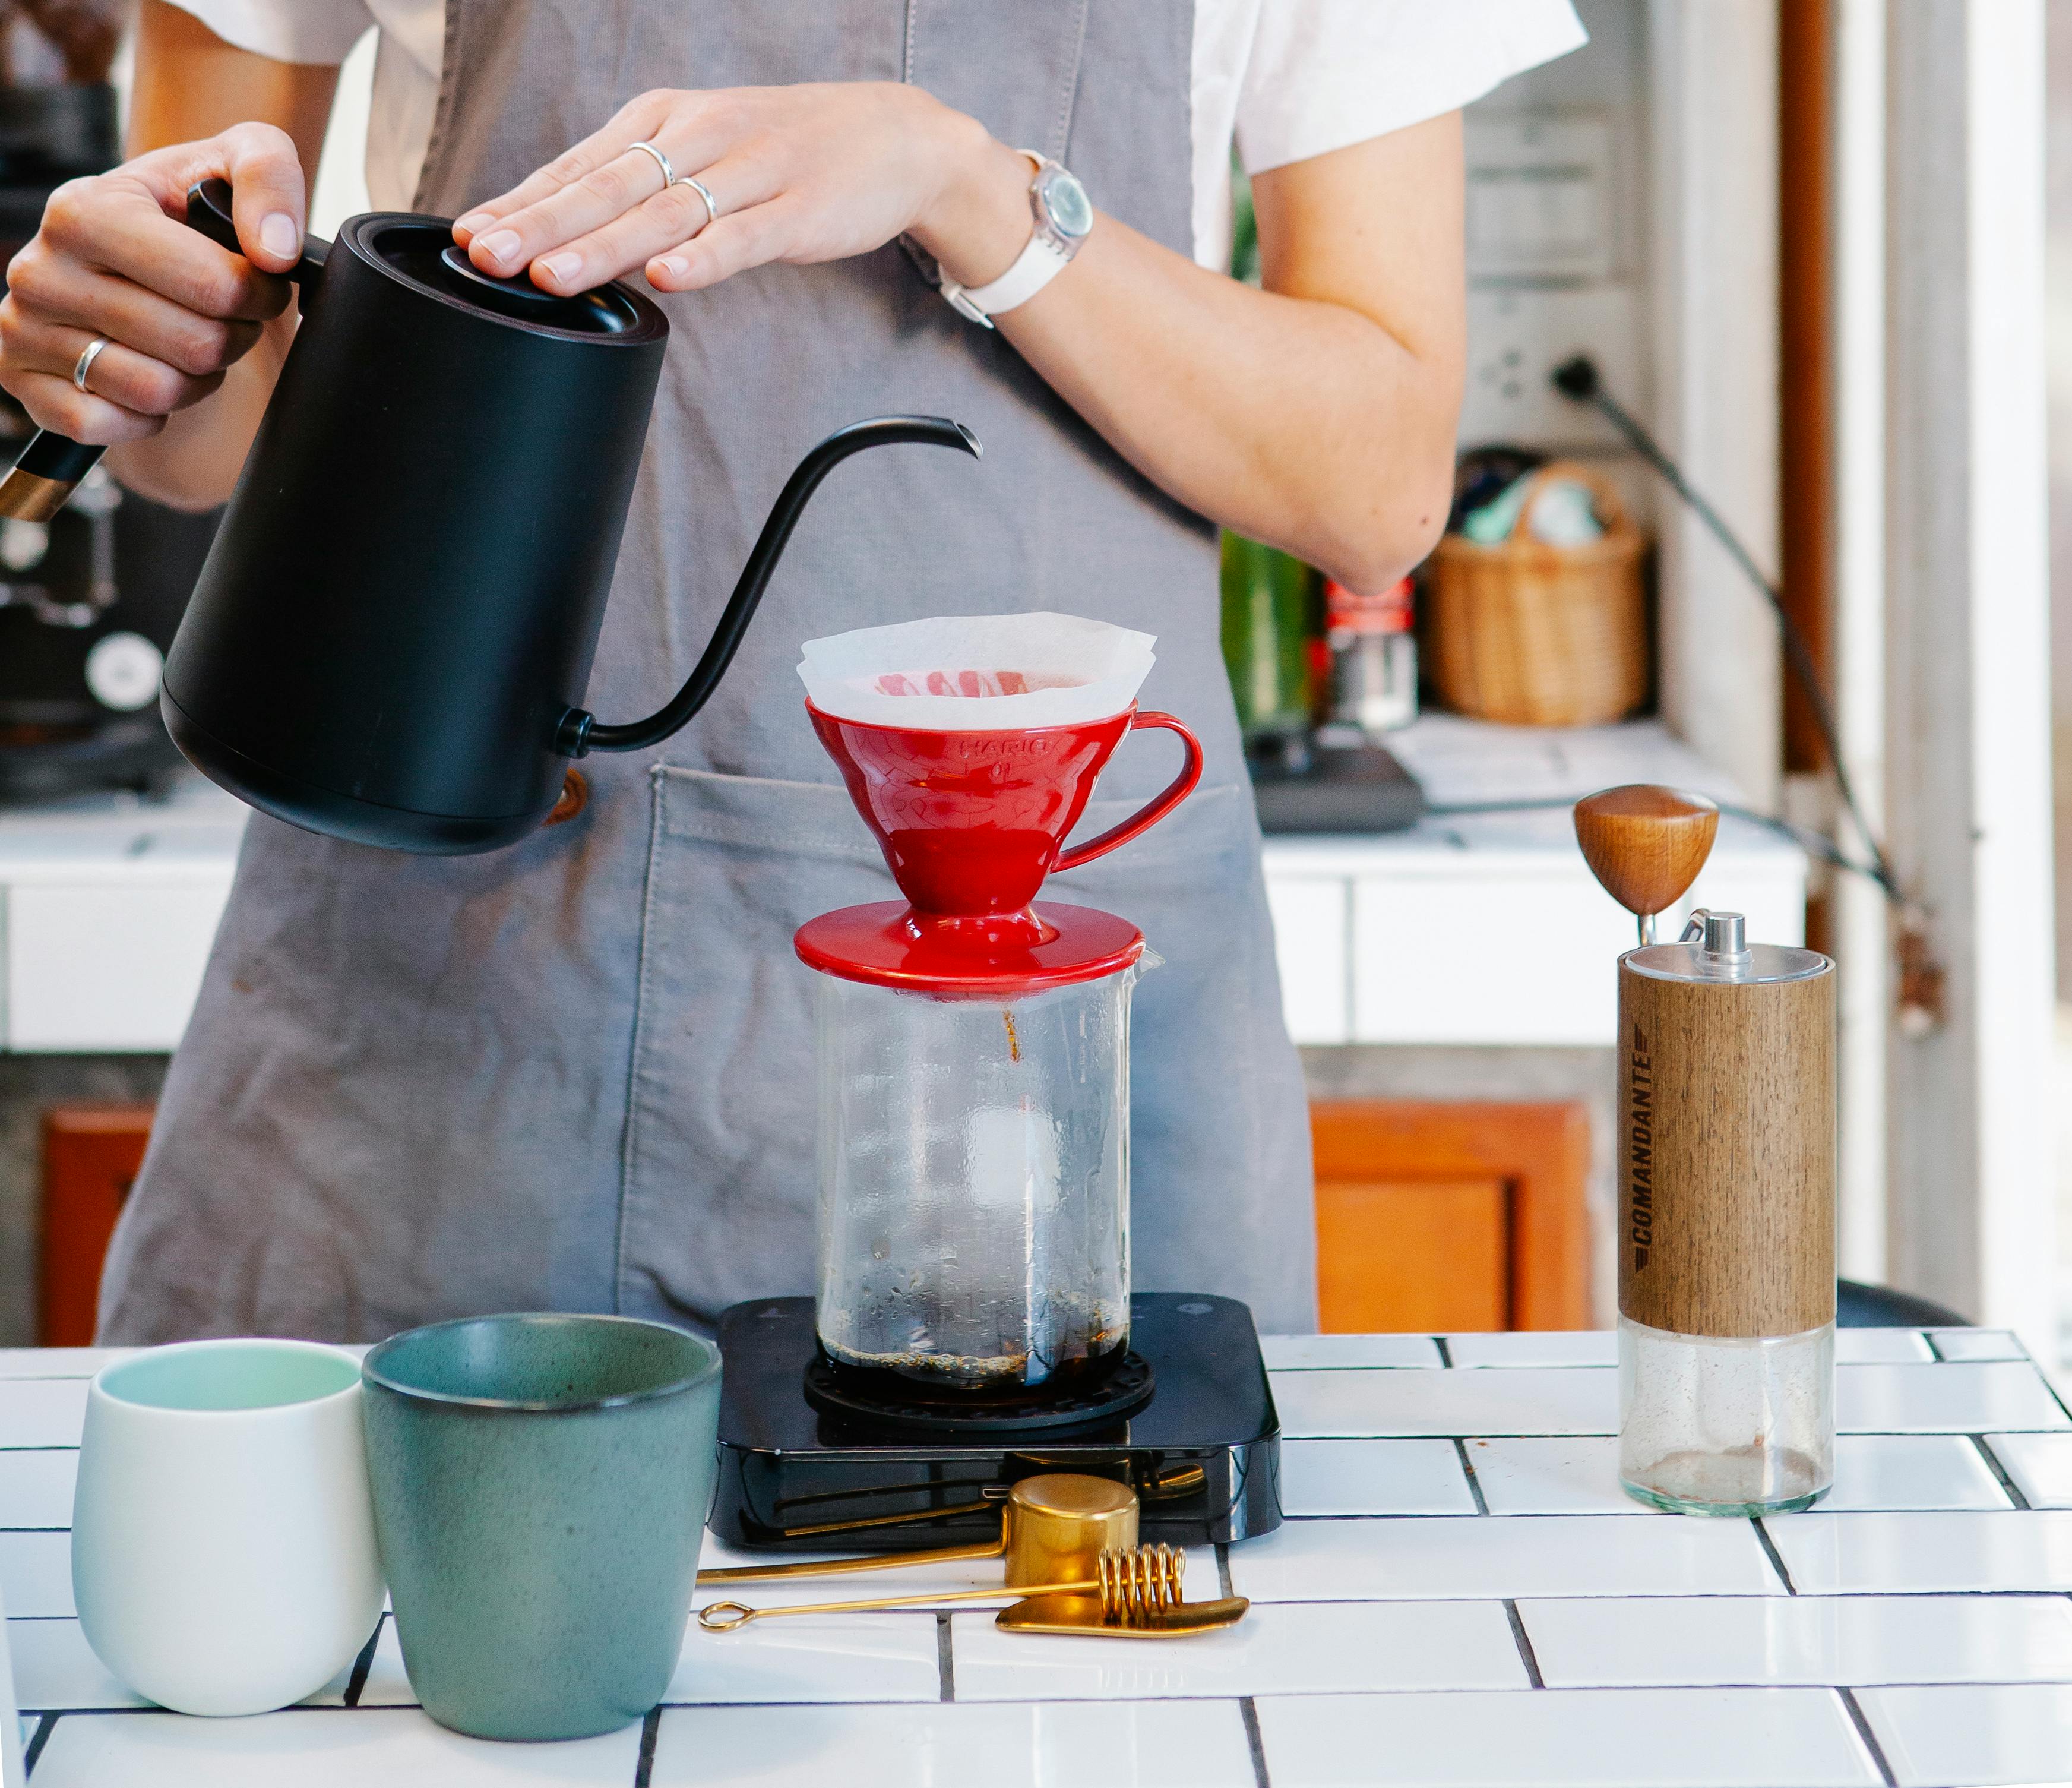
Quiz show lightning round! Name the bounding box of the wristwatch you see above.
[939,151,1093,327]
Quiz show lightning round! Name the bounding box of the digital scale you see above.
[708,1293,1282,1552]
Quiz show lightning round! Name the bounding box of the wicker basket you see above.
[1425,460,1647,726]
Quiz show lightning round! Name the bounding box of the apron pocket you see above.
[615,765,897,1324]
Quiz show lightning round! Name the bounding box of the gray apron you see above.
[99,0,1317,1344]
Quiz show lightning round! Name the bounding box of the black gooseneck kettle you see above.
[0,179,979,853]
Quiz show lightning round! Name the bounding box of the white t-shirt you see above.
[167,0,1585,270]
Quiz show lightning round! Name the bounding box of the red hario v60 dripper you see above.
[792,616,1201,1416]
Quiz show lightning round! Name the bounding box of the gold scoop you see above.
[697,1473,1138,1591]
[698,1541,1247,1637]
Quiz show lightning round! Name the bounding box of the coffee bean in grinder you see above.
[1575,786,1837,1515]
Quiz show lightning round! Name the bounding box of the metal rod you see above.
[697,1536,1005,1584]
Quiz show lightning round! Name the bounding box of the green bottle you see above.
[1220,531,1318,741]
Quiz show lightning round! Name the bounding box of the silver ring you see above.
[679,173,720,226]
[72,336,108,394]
[627,139,676,191]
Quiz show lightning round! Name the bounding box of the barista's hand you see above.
[453,84,1037,298]
[0,124,303,444]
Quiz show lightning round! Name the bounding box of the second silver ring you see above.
[678,172,720,227]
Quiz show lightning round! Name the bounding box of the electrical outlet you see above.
[1459,284,1647,453]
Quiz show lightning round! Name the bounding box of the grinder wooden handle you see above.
[1574,785,1719,943]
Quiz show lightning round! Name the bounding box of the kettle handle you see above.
[181,178,331,286]
[0,179,329,523]
[558,415,982,757]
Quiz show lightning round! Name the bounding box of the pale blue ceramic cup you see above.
[360,1313,721,1741]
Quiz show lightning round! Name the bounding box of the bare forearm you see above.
[913,121,1466,594]
[997,222,1457,590]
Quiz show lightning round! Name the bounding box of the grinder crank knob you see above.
[1573,784,1719,945]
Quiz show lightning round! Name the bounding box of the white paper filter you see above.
[798,612,1155,730]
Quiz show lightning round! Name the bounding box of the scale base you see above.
[1247,735,1424,834]
[711,1293,1282,1552]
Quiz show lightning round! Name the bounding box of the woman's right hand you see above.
[0,123,307,446]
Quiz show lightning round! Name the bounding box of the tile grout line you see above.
[1501,1599,1544,1687]
[2032,1364,2072,1427]
[1238,1695,1273,1788]
[343,1616,382,1708]
[1836,1686,1899,1787]
[935,1610,955,1701]
[1750,1517,1797,1594]
[1969,1435,2032,1510]
[1450,1437,1490,1515]
[21,1712,55,1777]
[1431,1336,1453,1367]
[1921,1331,1947,1363]
[632,1705,662,1788]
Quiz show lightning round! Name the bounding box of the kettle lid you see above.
[350,216,668,341]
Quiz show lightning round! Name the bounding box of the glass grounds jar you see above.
[810,958,1150,1394]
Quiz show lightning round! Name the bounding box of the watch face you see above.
[1037,166,1094,241]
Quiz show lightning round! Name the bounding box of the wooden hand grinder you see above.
[1574,785,1838,1514]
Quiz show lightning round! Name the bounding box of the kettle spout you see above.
[561,416,980,758]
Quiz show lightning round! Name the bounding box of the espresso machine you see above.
[708,634,1283,1552]
[0,10,220,801]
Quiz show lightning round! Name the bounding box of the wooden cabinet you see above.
[39,1104,153,1347]
[36,1097,1593,1344]
[1311,1099,1592,1333]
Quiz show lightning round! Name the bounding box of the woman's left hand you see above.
[452,83,1032,298]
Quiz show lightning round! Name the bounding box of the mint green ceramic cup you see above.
[361,1313,721,1741]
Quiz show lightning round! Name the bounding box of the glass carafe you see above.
[812,958,1151,1392]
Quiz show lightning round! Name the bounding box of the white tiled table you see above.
[5,1332,2070,1787]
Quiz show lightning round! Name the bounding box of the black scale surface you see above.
[710,1292,1282,1550]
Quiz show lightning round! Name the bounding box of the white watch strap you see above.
[944,232,1072,324]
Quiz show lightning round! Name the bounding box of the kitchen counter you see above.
[0,718,1805,1054]
[4,1328,2069,1786]
[0,775,241,1053]
[1265,716,1806,1045]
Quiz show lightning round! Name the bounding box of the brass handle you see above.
[697,1536,1005,1585]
